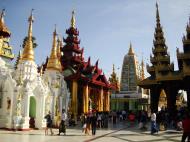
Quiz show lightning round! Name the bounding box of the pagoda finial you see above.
[46,27,62,71]
[128,42,134,55]
[71,10,76,28]
[156,2,160,24]
[0,9,5,24]
[112,64,115,73]
[22,9,35,61]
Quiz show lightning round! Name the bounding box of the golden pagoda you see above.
[0,9,14,61]
[46,27,62,71]
[22,10,35,61]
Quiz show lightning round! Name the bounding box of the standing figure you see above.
[58,109,67,135]
[181,111,190,142]
[85,113,91,135]
[44,111,54,135]
[91,112,97,135]
[151,112,158,134]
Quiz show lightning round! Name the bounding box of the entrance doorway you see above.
[29,96,36,128]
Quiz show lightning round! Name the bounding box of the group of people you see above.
[44,108,190,141]
[81,112,98,135]
[44,109,67,136]
[150,107,190,142]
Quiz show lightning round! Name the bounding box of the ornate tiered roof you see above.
[60,11,112,88]
[147,3,173,77]
[177,17,190,76]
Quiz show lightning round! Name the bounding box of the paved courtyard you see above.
[0,122,182,142]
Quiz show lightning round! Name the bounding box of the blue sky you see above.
[1,0,190,79]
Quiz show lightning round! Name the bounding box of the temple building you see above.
[60,11,113,121]
[110,43,149,111]
[0,10,69,130]
[138,3,189,116]
[40,11,114,123]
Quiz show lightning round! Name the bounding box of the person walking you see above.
[91,112,97,135]
[85,113,91,135]
[181,111,190,142]
[44,111,54,135]
[151,112,158,134]
[57,109,67,135]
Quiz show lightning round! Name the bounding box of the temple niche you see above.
[0,10,69,130]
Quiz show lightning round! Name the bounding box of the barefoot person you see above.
[44,111,54,135]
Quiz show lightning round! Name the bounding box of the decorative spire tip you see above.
[0,9,5,22]
[156,2,158,9]
[28,9,34,22]
[71,10,76,28]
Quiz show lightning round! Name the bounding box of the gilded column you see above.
[107,91,110,111]
[72,80,78,122]
[83,86,85,113]
[83,84,89,113]
[100,87,103,112]
[104,91,107,111]
[97,93,101,112]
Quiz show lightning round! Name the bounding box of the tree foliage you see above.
[22,36,37,48]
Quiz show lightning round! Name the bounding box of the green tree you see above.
[22,36,37,48]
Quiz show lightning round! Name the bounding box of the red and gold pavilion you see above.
[42,11,115,120]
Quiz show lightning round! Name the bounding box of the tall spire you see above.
[112,64,115,73]
[71,10,76,28]
[128,42,134,55]
[0,9,10,37]
[46,26,62,71]
[156,2,160,25]
[22,9,35,61]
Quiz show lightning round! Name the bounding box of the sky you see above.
[1,0,190,80]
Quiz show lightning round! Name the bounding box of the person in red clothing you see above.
[128,112,135,127]
[181,111,190,142]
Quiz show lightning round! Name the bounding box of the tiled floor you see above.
[0,122,182,142]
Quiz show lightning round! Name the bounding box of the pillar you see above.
[100,87,103,112]
[25,94,30,117]
[83,85,89,113]
[72,80,78,123]
[165,84,177,119]
[106,91,110,111]
[150,87,160,113]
